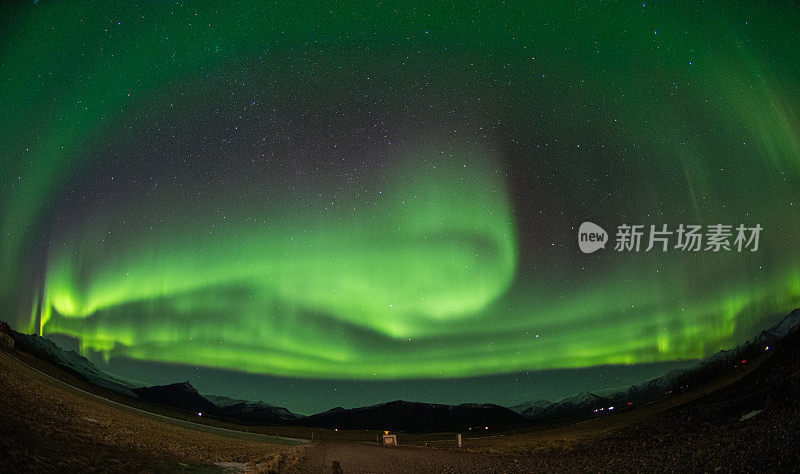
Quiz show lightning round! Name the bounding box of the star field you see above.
[1,1,798,411]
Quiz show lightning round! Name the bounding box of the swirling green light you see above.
[2,1,799,381]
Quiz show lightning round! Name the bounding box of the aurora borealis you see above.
[1,2,799,411]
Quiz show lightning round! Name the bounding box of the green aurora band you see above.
[1,2,799,379]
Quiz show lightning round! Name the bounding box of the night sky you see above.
[1,2,799,414]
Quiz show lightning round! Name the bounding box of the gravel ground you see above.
[0,350,306,473]
[294,441,522,473]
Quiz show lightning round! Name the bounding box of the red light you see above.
[741,360,747,364]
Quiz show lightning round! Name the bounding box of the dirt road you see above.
[294,441,527,473]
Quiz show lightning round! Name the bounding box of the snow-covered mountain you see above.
[10,330,138,396]
[205,395,301,424]
[511,307,800,422]
[516,392,612,421]
[509,399,551,415]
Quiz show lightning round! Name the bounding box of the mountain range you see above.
[5,307,798,432]
[509,308,800,422]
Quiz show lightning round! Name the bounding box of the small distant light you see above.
[197,412,202,417]
[741,360,747,364]
[765,346,769,351]
[608,406,614,411]
[593,409,598,413]
[484,426,489,430]
[334,428,338,432]
[627,402,633,406]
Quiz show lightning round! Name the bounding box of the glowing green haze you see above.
[1,1,799,381]
[41,150,522,377]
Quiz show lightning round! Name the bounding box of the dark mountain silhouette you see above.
[133,381,217,414]
[298,400,524,432]
[6,307,798,433]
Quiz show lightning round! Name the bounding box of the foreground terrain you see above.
[2,318,800,472]
[301,321,800,472]
[0,350,306,472]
